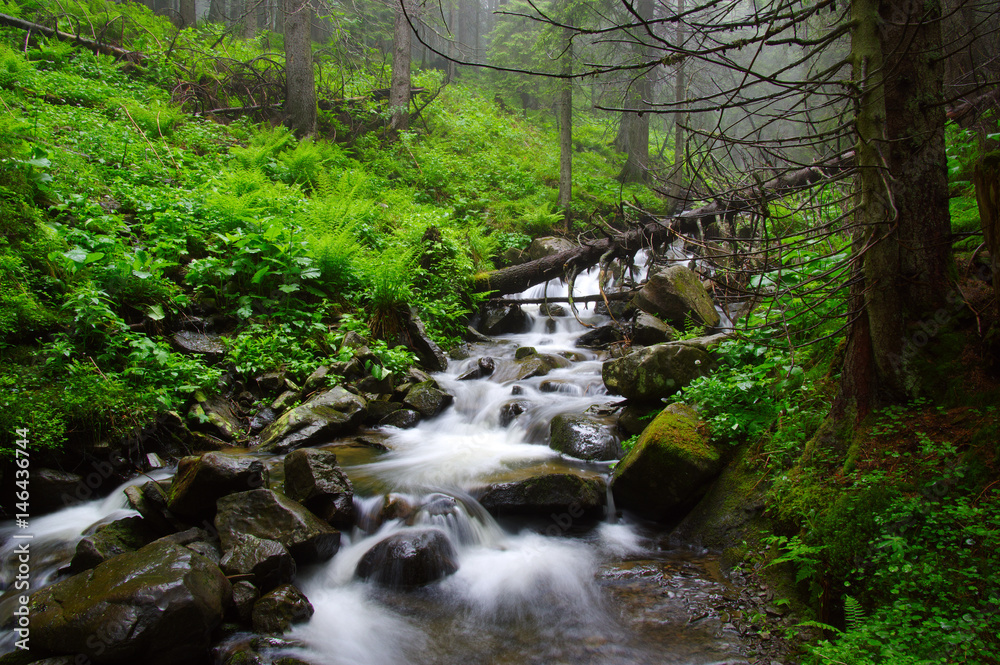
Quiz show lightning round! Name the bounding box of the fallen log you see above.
[0,12,145,62]
[475,151,854,297]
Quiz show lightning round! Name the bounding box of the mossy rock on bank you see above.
[611,404,723,522]
[257,387,367,453]
[28,541,231,665]
[475,471,606,520]
[632,265,721,329]
[602,343,713,402]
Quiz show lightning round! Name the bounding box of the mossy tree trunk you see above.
[840,0,952,418]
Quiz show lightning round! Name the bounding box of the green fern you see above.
[843,594,865,631]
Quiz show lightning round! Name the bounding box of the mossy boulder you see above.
[631,312,675,346]
[492,352,570,383]
[68,515,160,573]
[257,387,367,453]
[527,236,575,260]
[251,584,313,635]
[29,541,230,665]
[219,534,296,593]
[167,452,269,520]
[478,303,529,336]
[611,404,723,522]
[602,343,713,402]
[214,489,340,564]
[633,266,721,329]
[188,395,243,442]
[403,381,454,418]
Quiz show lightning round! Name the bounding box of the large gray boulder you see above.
[527,236,575,260]
[215,489,340,563]
[400,306,449,372]
[167,452,268,519]
[478,303,529,336]
[188,395,242,442]
[257,387,367,453]
[355,528,459,589]
[475,472,606,521]
[602,342,713,403]
[633,266,721,329]
[491,352,570,383]
[283,448,355,529]
[548,414,622,461]
[631,312,675,346]
[172,331,225,360]
[29,541,230,665]
[611,404,723,522]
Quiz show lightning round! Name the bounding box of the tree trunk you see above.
[390,0,413,132]
[841,0,951,417]
[558,27,573,226]
[974,154,1000,319]
[616,0,653,183]
[243,0,258,37]
[208,0,225,22]
[179,0,196,27]
[673,0,686,178]
[284,0,316,137]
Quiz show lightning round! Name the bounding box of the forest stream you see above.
[1,260,753,665]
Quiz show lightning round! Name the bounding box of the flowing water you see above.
[0,255,750,664]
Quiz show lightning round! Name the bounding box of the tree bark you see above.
[841,0,951,417]
[390,0,413,132]
[615,0,654,183]
[558,27,573,225]
[284,0,316,137]
[974,154,1000,319]
[179,0,196,27]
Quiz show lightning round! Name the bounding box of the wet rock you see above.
[514,346,537,360]
[475,472,606,520]
[31,469,84,513]
[172,330,226,360]
[330,357,364,381]
[231,580,259,623]
[527,236,575,260]
[494,353,569,383]
[167,452,269,519]
[283,448,355,529]
[400,306,449,372]
[220,534,296,592]
[602,342,713,403]
[380,409,421,429]
[271,390,299,412]
[403,381,454,418]
[215,489,340,563]
[68,515,160,573]
[577,324,625,349]
[249,407,278,433]
[539,379,576,394]
[457,356,495,381]
[549,414,622,461]
[364,399,404,424]
[303,365,332,393]
[611,404,723,522]
[355,528,459,589]
[633,266,721,329]
[357,374,393,394]
[539,303,568,317]
[631,312,675,346]
[672,332,732,352]
[255,371,286,395]
[189,395,242,442]
[499,400,530,427]
[29,541,230,665]
[257,387,367,453]
[478,303,529,336]
[251,584,313,635]
[125,481,181,533]
[617,404,661,436]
